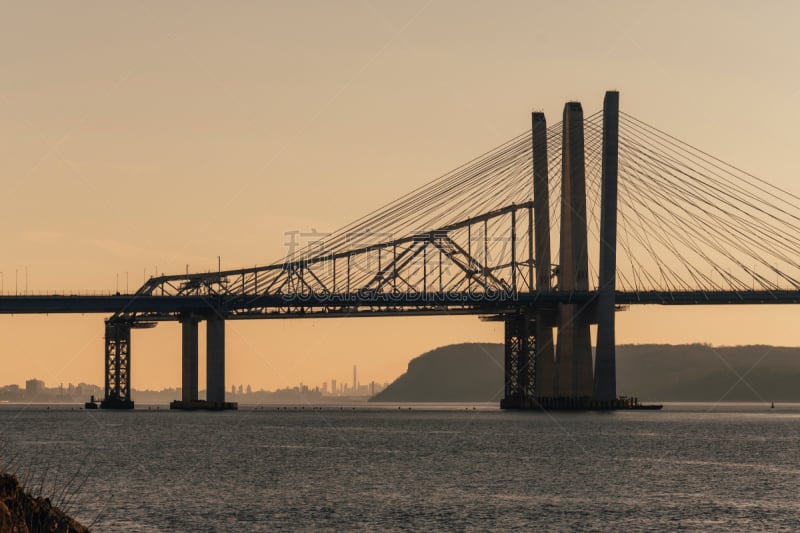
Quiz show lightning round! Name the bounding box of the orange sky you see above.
[2,2,800,392]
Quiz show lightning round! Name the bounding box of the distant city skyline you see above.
[0,361,390,399]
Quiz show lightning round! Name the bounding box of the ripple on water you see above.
[0,404,799,531]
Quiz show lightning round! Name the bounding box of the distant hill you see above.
[370,343,504,402]
[370,343,800,402]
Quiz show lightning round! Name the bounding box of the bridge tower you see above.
[532,111,557,398]
[500,111,557,409]
[555,102,594,399]
[594,91,620,401]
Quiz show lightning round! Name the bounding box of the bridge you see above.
[4,91,800,409]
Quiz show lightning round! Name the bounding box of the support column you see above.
[594,91,620,401]
[100,321,134,409]
[556,102,593,399]
[173,312,236,410]
[206,317,226,404]
[532,111,556,397]
[181,314,199,403]
[500,314,536,409]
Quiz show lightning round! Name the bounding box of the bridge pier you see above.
[180,314,200,403]
[206,317,226,404]
[500,314,536,409]
[171,314,236,410]
[100,321,134,409]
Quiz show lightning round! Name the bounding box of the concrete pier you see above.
[180,315,199,403]
[532,111,556,397]
[206,317,226,404]
[556,102,593,398]
[594,91,620,402]
[172,314,237,410]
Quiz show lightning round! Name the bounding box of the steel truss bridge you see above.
[4,91,800,410]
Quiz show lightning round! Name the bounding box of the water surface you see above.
[1,403,798,531]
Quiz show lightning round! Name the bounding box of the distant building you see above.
[331,379,337,396]
[75,383,100,397]
[25,378,45,397]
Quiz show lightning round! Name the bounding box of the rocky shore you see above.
[0,473,89,533]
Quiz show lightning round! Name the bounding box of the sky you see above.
[2,1,800,393]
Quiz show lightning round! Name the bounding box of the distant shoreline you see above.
[1,401,797,411]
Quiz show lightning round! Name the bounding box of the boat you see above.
[84,395,99,409]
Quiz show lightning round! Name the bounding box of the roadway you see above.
[1,290,800,319]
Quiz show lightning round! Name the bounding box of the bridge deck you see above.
[1,290,799,319]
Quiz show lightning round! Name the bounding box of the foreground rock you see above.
[0,473,89,533]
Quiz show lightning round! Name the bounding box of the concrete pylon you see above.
[532,111,556,397]
[594,91,619,401]
[180,314,199,402]
[556,102,593,398]
[206,317,226,404]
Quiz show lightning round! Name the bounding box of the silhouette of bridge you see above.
[4,91,800,410]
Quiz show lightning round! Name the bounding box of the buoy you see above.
[771,401,775,409]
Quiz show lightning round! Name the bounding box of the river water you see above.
[1,403,799,532]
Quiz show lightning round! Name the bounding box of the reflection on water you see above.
[1,403,799,531]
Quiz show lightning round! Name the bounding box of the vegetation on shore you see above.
[0,473,89,533]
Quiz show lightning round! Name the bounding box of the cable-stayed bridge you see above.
[3,91,800,410]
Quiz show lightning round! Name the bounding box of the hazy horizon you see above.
[3,340,800,394]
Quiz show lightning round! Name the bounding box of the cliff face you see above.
[0,474,89,533]
[371,343,800,402]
